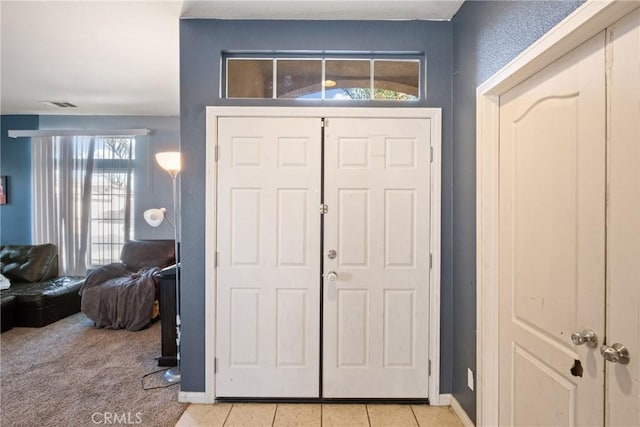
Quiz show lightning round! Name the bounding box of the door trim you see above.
[204,107,442,404]
[476,1,639,425]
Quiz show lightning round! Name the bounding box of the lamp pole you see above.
[164,170,181,383]
[155,152,182,384]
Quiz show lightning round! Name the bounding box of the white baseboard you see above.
[178,391,213,404]
[437,393,451,406]
[449,395,475,427]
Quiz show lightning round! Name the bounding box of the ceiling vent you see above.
[40,101,77,108]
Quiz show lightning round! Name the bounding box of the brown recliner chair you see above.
[79,240,175,331]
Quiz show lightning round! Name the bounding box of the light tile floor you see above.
[176,403,464,427]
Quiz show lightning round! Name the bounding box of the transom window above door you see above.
[224,54,422,101]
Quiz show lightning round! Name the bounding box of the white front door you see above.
[215,113,434,399]
[216,117,321,397]
[498,33,606,425]
[322,118,431,398]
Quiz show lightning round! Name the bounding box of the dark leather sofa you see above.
[0,244,85,329]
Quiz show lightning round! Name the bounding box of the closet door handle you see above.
[571,329,598,348]
[601,343,630,364]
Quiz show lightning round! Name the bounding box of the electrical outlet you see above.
[468,368,474,391]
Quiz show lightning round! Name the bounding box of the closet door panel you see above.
[498,32,606,426]
[606,9,640,426]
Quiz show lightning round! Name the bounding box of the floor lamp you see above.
[154,151,181,384]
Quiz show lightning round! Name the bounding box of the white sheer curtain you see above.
[31,136,95,276]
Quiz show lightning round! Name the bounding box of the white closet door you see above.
[216,117,321,397]
[322,117,431,398]
[498,33,606,425]
[606,9,640,426]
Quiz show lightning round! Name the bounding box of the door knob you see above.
[571,329,598,347]
[600,343,630,364]
[326,271,338,282]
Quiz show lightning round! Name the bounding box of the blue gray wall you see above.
[0,115,180,244]
[450,1,583,421]
[0,115,38,245]
[180,19,454,393]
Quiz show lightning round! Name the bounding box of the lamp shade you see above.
[155,152,181,177]
[144,208,167,227]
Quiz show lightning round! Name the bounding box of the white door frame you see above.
[476,1,639,425]
[195,106,442,404]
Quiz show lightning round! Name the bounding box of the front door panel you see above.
[322,118,431,398]
[216,117,321,397]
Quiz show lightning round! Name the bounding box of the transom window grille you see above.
[88,137,135,266]
[225,56,421,101]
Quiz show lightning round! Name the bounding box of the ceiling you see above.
[0,0,464,116]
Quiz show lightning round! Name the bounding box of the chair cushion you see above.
[0,244,58,283]
[120,240,175,271]
[3,277,84,308]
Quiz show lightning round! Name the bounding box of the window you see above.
[88,137,135,266]
[225,55,421,101]
[31,133,140,275]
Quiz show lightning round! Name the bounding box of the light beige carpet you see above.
[0,313,187,426]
